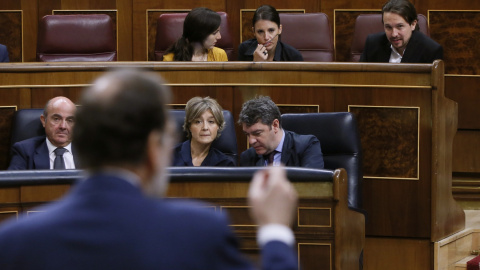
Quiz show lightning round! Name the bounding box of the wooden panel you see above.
[445,75,480,130]
[0,187,20,203]
[429,11,480,75]
[221,206,254,226]
[298,207,331,227]
[298,243,332,270]
[334,10,380,62]
[0,11,23,62]
[0,211,18,223]
[350,106,419,179]
[335,86,434,238]
[453,131,480,173]
[364,237,431,270]
[20,184,71,203]
[30,87,86,108]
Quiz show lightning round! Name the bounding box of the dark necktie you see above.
[54,147,67,169]
[264,150,277,166]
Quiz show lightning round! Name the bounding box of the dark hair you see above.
[73,69,171,169]
[252,5,281,28]
[238,96,281,128]
[382,0,419,30]
[165,7,221,61]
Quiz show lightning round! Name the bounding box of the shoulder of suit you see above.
[13,136,46,147]
[412,30,442,48]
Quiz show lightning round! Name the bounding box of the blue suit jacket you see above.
[0,44,9,62]
[360,30,443,63]
[240,130,324,168]
[172,140,236,166]
[0,173,298,270]
[8,136,78,170]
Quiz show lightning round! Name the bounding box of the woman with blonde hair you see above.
[173,97,234,166]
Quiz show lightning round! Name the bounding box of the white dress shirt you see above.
[46,139,76,169]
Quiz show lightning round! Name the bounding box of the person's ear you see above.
[278,24,282,35]
[252,26,255,35]
[410,20,418,31]
[272,119,280,133]
[40,115,46,128]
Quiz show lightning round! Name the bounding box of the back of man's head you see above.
[73,69,171,170]
[238,96,282,128]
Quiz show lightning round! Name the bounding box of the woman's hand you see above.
[253,44,268,62]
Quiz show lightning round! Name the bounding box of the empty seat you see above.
[281,112,363,210]
[37,14,117,62]
[279,13,334,62]
[154,12,234,61]
[350,13,429,62]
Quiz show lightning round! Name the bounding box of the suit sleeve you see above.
[300,136,324,169]
[7,143,27,170]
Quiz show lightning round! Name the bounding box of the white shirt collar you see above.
[389,45,403,63]
[45,138,72,154]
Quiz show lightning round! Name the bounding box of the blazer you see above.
[0,173,298,270]
[163,47,228,61]
[238,39,303,61]
[172,140,236,166]
[0,44,9,62]
[7,136,79,170]
[240,130,324,168]
[360,30,443,63]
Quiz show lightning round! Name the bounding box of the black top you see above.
[360,30,443,63]
[172,140,235,167]
[238,39,303,61]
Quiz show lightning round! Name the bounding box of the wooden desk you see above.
[0,61,463,269]
[0,168,364,270]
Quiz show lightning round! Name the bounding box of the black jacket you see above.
[240,130,324,168]
[360,30,443,63]
[238,39,303,61]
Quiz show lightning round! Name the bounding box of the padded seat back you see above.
[279,13,334,62]
[281,112,363,210]
[37,14,117,62]
[155,12,234,61]
[169,110,238,163]
[350,13,429,62]
[10,109,44,147]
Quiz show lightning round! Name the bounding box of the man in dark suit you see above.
[0,44,9,62]
[239,96,324,168]
[8,96,78,170]
[360,0,443,63]
[0,69,299,270]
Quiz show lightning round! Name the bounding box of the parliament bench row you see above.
[10,108,363,211]
[34,12,429,62]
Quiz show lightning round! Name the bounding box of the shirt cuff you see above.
[257,224,295,247]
